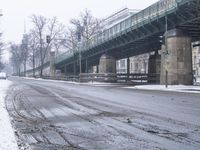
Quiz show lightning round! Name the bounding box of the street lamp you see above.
[78,42,82,74]
[165,16,168,88]
[46,35,51,44]
[76,26,83,74]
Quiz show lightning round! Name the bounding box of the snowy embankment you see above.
[0,80,18,150]
[124,84,200,94]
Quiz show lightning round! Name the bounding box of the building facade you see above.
[192,44,200,77]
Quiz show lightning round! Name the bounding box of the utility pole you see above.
[76,26,82,74]
[78,43,82,74]
[165,16,168,88]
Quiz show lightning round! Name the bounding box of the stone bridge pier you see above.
[99,54,116,74]
[160,29,193,85]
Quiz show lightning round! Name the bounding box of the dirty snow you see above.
[0,80,18,150]
[124,84,200,94]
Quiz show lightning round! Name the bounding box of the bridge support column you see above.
[160,29,193,85]
[98,54,116,82]
[148,51,161,83]
[96,65,99,73]
[99,54,116,74]
[49,51,56,77]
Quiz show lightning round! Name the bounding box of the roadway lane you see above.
[6,77,200,150]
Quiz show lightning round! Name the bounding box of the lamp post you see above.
[78,42,82,74]
[46,35,50,44]
[76,25,83,74]
[165,16,168,88]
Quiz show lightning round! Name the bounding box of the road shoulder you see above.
[0,80,19,150]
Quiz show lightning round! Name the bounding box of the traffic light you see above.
[46,35,51,44]
[159,35,165,45]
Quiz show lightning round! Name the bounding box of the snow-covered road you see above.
[6,77,200,150]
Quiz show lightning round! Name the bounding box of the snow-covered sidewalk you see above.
[0,80,18,150]
[124,84,200,94]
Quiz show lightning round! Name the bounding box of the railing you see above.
[79,73,160,83]
[42,75,79,82]
[55,0,190,64]
[37,73,160,84]
[117,73,160,83]
[79,73,117,83]
[81,0,179,50]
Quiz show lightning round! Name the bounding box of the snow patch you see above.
[124,85,200,94]
[0,80,19,150]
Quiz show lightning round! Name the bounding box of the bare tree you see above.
[62,9,101,54]
[31,15,65,77]
[10,43,23,76]
[70,9,101,43]
[0,33,4,71]
[62,28,79,53]
[60,10,101,75]
[28,30,39,77]
[20,34,30,76]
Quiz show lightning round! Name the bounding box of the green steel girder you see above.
[54,0,200,69]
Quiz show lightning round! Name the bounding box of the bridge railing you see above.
[117,73,160,83]
[55,0,190,64]
[79,73,117,83]
[80,0,180,50]
[79,73,160,83]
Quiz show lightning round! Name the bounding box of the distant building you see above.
[130,53,150,74]
[192,43,200,76]
[100,7,139,30]
[116,58,127,73]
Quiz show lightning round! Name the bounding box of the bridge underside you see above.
[56,0,200,74]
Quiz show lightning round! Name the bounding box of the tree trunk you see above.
[32,50,35,77]
[40,61,43,77]
[18,67,20,76]
[24,62,26,77]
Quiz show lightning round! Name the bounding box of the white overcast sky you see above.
[0,0,158,44]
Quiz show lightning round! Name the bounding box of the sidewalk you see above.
[22,76,200,93]
[0,80,18,150]
[124,84,200,94]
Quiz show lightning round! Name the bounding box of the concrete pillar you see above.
[127,58,130,79]
[160,29,193,85]
[49,51,56,77]
[96,65,99,73]
[148,51,161,74]
[148,51,161,83]
[99,54,116,74]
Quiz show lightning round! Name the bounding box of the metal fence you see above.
[38,73,160,84]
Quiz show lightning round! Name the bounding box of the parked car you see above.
[0,72,7,80]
